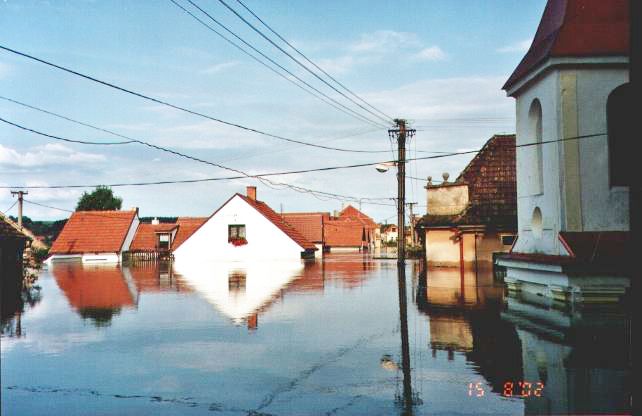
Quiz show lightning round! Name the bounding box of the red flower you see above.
[230,237,248,246]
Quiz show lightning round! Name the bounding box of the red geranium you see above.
[230,237,248,246]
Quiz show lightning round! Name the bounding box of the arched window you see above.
[528,99,544,194]
[607,83,632,187]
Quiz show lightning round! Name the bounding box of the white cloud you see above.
[0,143,106,168]
[497,39,532,53]
[350,30,422,53]
[412,46,446,61]
[201,61,239,75]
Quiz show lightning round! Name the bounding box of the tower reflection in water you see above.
[415,261,631,415]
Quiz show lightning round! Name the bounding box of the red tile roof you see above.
[129,223,178,252]
[171,217,208,250]
[49,210,137,255]
[280,212,329,243]
[324,218,369,248]
[503,0,630,91]
[338,205,378,228]
[237,194,316,251]
[501,231,630,271]
[419,134,516,231]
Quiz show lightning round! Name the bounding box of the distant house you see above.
[128,217,207,259]
[381,224,398,243]
[417,134,517,268]
[324,205,378,252]
[496,0,631,303]
[173,187,316,262]
[46,209,140,264]
[280,212,329,257]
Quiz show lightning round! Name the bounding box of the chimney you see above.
[246,186,257,201]
[151,217,160,225]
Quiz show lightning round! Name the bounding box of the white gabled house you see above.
[172,187,317,263]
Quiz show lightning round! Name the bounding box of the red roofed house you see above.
[323,205,378,252]
[417,134,517,268]
[128,216,207,259]
[173,187,316,262]
[280,212,329,257]
[46,209,140,264]
[496,0,631,304]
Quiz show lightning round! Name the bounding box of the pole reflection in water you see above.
[396,259,417,414]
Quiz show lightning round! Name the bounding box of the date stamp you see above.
[467,381,544,398]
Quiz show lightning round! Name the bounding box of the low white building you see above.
[45,209,140,264]
[497,0,631,304]
[173,187,316,263]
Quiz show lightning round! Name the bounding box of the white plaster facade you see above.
[173,194,311,263]
[508,59,629,257]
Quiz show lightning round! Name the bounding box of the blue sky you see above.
[0,0,546,222]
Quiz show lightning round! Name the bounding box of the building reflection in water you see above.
[174,253,380,329]
[50,261,187,327]
[415,261,631,415]
[502,293,631,415]
[1,274,42,338]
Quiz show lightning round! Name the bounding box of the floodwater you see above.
[1,254,632,415]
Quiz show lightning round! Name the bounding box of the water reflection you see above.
[50,261,188,327]
[502,293,631,415]
[1,255,632,415]
[1,274,42,338]
[416,264,523,395]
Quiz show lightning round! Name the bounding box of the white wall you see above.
[173,195,306,262]
[512,65,629,257]
[120,214,140,256]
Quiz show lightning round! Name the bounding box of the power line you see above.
[168,0,387,129]
[1,95,446,154]
[2,126,606,189]
[2,200,18,214]
[232,0,394,122]
[0,44,390,153]
[213,0,394,125]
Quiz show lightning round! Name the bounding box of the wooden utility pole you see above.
[10,190,28,228]
[388,119,416,413]
[407,202,417,247]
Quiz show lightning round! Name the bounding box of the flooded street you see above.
[1,254,631,415]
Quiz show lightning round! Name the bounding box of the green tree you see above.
[76,186,122,211]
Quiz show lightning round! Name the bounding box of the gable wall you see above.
[173,195,305,262]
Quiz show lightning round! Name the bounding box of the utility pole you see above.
[10,190,28,229]
[407,202,417,247]
[388,118,416,413]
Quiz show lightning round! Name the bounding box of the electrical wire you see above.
[2,200,18,214]
[0,44,391,153]
[1,119,606,190]
[214,0,394,125]
[233,0,394,122]
[169,0,388,129]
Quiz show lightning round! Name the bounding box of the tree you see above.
[76,186,122,211]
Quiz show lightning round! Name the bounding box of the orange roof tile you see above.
[338,205,378,228]
[237,194,316,251]
[324,218,369,248]
[171,217,208,250]
[49,210,137,255]
[280,212,329,243]
[129,223,178,252]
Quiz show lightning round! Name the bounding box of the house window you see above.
[228,224,246,243]
[501,235,515,246]
[527,99,544,194]
[157,233,170,250]
[607,83,632,187]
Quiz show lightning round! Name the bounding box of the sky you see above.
[0,0,547,223]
